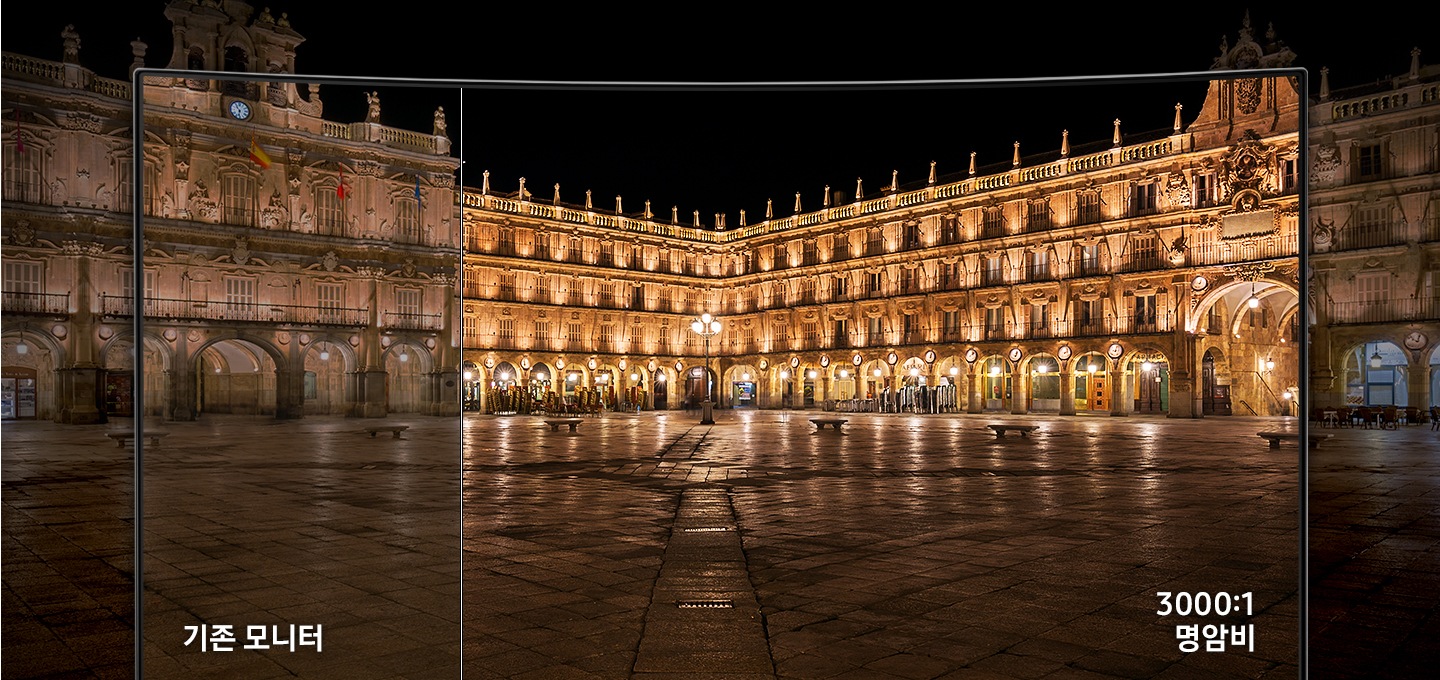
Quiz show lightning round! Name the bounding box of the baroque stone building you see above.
[460,32,1303,418]
[2,0,461,423]
[1307,50,1440,411]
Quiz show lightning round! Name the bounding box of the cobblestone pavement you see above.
[1,410,1429,678]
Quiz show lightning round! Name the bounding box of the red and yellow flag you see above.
[337,166,348,199]
[249,137,271,169]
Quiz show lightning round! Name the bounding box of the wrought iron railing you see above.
[2,291,68,315]
[100,295,368,326]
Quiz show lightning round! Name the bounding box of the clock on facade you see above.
[1107,342,1124,359]
[1405,332,1427,350]
[924,350,936,364]
[227,99,251,120]
[758,359,768,370]
[1190,275,1208,292]
[819,355,830,368]
[886,352,898,365]
[1008,347,1023,363]
[965,348,978,363]
[851,353,863,366]
[1057,345,1073,360]
[790,356,800,369]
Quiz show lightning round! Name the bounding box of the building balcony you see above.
[1329,298,1440,325]
[385,311,443,330]
[3,291,69,316]
[100,295,369,326]
[1334,222,1409,251]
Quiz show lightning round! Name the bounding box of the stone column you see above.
[1109,361,1129,416]
[1408,362,1429,410]
[1168,334,1199,418]
[168,331,197,421]
[967,367,983,413]
[430,273,461,417]
[56,244,105,424]
[351,268,389,418]
[1010,365,1028,414]
[1059,369,1076,415]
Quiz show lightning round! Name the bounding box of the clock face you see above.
[790,356,800,368]
[1107,343,1124,359]
[887,352,898,365]
[1191,275,1208,292]
[819,355,830,368]
[965,348,978,363]
[1405,332,1427,350]
[758,359,768,370]
[228,100,251,120]
[924,350,936,364]
[1057,345,1073,360]
[852,353,863,366]
[1008,347,1023,362]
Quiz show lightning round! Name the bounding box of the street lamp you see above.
[690,312,721,424]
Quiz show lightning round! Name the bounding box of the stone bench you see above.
[809,418,848,431]
[988,424,1039,438]
[544,418,584,432]
[1257,431,1333,449]
[363,425,409,439]
[105,431,170,448]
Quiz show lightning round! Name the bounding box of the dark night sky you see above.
[4,3,1433,228]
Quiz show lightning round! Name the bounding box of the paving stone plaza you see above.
[2,411,1437,678]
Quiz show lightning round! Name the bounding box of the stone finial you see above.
[1173,103,1183,132]
[585,190,592,210]
[481,170,490,195]
[433,107,447,136]
[968,152,977,176]
[1241,9,1253,38]
[671,206,678,224]
[739,209,746,227]
[855,178,863,201]
[1320,67,1330,100]
[765,198,773,220]
[1061,130,1070,157]
[518,177,526,200]
[890,169,898,192]
[1412,48,1422,80]
[645,200,652,219]
[823,185,830,208]
[616,195,622,215]
[365,92,381,123]
[553,183,560,204]
[1112,119,1122,147]
[794,192,802,214]
[61,25,81,64]
[928,161,936,185]
[693,210,700,228]
[129,38,147,77]
[1012,141,1020,168]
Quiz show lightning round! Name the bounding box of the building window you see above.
[1280,158,1297,194]
[803,322,819,349]
[943,310,962,340]
[904,222,922,249]
[1133,295,1157,332]
[395,199,420,244]
[902,314,919,343]
[1357,143,1384,181]
[802,240,818,265]
[1132,182,1158,216]
[115,159,133,213]
[940,261,961,290]
[1356,271,1391,319]
[600,283,615,306]
[982,207,1005,238]
[1130,235,1159,270]
[1076,191,1101,225]
[598,324,614,349]
[222,174,255,226]
[4,136,45,204]
[901,268,920,294]
[985,307,1006,340]
[464,314,478,344]
[867,271,883,297]
[4,261,43,295]
[983,255,1004,286]
[866,228,884,255]
[1075,244,1101,277]
[396,288,421,317]
[1030,304,1049,338]
[1207,306,1223,334]
[773,321,789,349]
[833,275,849,299]
[317,283,342,323]
[1027,249,1050,281]
[496,273,515,301]
[600,242,615,266]
[833,234,851,260]
[833,319,849,348]
[567,322,582,349]
[498,318,515,344]
[224,277,256,314]
[631,245,644,269]
[1026,200,1050,232]
[868,317,884,345]
[1074,299,1102,334]
[1193,173,1214,208]
[315,187,344,236]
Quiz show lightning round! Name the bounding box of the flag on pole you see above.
[336,166,347,200]
[414,174,421,207]
[249,137,271,169]
[14,109,23,155]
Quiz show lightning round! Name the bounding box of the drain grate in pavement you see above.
[676,599,733,609]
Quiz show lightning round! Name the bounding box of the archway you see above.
[830,365,857,402]
[102,335,170,418]
[1127,349,1169,414]
[303,338,353,415]
[383,342,429,413]
[652,366,670,410]
[682,365,716,409]
[1027,355,1061,412]
[725,363,760,409]
[462,361,482,411]
[2,331,61,420]
[194,338,279,416]
[979,355,1012,411]
[1201,347,1232,415]
[1344,341,1408,407]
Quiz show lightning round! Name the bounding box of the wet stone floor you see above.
[1,410,1432,678]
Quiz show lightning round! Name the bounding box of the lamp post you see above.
[690,313,721,424]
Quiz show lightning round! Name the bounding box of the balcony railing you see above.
[101,295,368,326]
[1334,222,1408,251]
[1329,298,1440,325]
[2,291,69,315]
[385,312,442,330]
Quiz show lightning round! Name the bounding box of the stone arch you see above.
[190,336,284,418]
[2,328,64,421]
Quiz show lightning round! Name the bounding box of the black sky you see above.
[3,3,1432,228]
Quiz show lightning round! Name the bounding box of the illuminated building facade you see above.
[1,0,461,423]
[462,34,1303,418]
[1307,50,1440,411]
